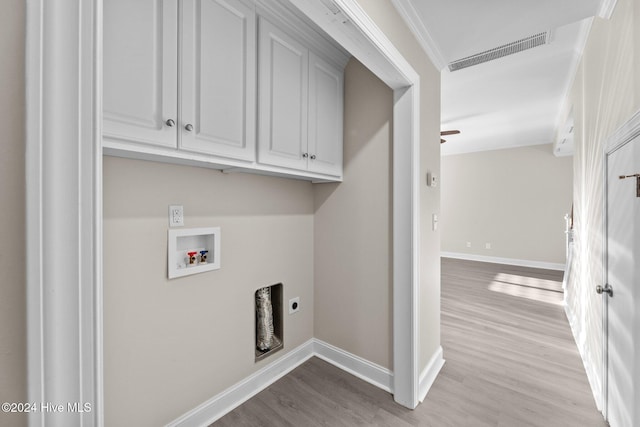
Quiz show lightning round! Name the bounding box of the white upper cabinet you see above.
[257,16,344,178]
[308,52,343,176]
[257,17,309,171]
[103,0,348,181]
[104,0,255,161]
[180,0,256,160]
[103,0,178,148]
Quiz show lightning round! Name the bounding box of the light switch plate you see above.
[427,172,437,187]
[169,205,184,227]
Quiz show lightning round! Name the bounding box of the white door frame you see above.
[602,108,640,422]
[25,1,422,425]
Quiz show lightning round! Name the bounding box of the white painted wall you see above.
[560,0,640,409]
[0,2,27,426]
[441,144,573,266]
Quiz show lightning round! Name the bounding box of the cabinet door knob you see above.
[302,153,308,158]
[165,119,175,127]
[185,123,194,132]
[310,154,316,160]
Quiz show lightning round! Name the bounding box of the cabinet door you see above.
[257,17,309,170]
[308,53,343,177]
[180,0,256,161]
[103,0,178,148]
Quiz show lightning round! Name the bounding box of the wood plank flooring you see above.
[214,258,606,426]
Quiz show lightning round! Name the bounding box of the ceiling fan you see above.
[440,130,460,143]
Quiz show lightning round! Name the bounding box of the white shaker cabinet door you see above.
[103,0,178,148]
[257,17,309,171]
[308,52,343,177]
[180,0,256,161]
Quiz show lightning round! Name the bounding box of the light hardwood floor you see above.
[214,258,606,426]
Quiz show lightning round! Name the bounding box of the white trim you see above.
[313,339,394,393]
[441,252,565,271]
[289,0,422,409]
[392,85,421,408]
[418,346,445,402]
[389,0,447,70]
[166,339,397,427]
[166,340,315,427]
[598,0,619,19]
[26,0,103,425]
[553,17,593,155]
[605,108,640,154]
[290,0,417,89]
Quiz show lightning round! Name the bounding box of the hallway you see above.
[214,258,605,426]
[421,258,605,426]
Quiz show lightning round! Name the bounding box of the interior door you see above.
[605,133,639,427]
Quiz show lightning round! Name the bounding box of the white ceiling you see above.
[391,0,609,156]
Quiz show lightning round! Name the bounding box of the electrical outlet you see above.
[485,243,491,249]
[466,241,472,248]
[169,205,184,227]
[289,297,300,314]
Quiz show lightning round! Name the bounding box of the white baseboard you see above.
[166,340,315,427]
[167,338,398,426]
[312,338,394,393]
[419,346,445,402]
[441,251,565,271]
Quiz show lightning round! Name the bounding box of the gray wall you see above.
[104,158,315,426]
[441,144,573,265]
[354,0,442,375]
[314,58,394,368]
[0,1,27,426]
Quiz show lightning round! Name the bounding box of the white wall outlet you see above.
[169,205,184,227]
[432,213,438,231]
[289,297,300,314]
[485,243,491,249]
[466,241,472,248]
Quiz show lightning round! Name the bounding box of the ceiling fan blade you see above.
[440,130,461,136]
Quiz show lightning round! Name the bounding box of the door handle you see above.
[596,284,613,297]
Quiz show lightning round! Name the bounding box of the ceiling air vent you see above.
[448,31,551,72]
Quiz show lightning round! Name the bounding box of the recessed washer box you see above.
[168,227,220,279]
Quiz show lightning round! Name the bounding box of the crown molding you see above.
[390,0,447,70]
[598,0,618,19]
